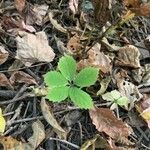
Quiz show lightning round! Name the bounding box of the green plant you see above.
[44,55,99,109]
[102,90,128,110]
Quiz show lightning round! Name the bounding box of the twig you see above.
[49,137,80,149]
[0,90,16,98]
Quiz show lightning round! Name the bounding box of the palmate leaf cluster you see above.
[44,55,99,109]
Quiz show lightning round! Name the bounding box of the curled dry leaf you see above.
[40,98,67,139]
[78,43,112,73]
[15,31,55,66]
[0,46,9,65]
[9,71,37,85]
[115,45,140,68]
[49,11,67,34]
[89,107,132,140]
[15,0,26,12]
[0,73,13,89]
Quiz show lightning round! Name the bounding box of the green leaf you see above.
[116,97,128,106]
[69,87,93,109]
[102,90,121,102]
[58,55,77,81]
[46,86,69,102]
[74,67,99,88]
[44,71,68,87]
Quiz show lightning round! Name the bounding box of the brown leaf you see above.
[78,43,112,73]
[15,31,55,66]
[115,45,140,68]
[67,34,83,55]
[0,73,13,89]
[81,134,112,150]
[136,94,150,128]
[91,0,111,28]
[14,0,26,12]
[0,136,24,150]
[124,0,150,16]
[89,107,132,139]
[9,71,37,85]
[40,98,67,139]
[25,120,45,149]
[0,46,9,65]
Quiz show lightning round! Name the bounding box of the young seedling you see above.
[44,55,99,109]
[102,90,128,117]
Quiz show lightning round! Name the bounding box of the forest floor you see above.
[0,0,150,150]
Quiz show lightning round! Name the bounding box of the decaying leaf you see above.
[89,107,132,140]
[9,71,37,85]
[14,0,26,12]
[78,43,112,73]
[0,108,6,133]
[0,73,13,89]
[136,94,150,128]
[69,0,79,14]
[118,80,143,110]
[67,34,83,55]
[81,134,110,150]
[0,120,45,150]
[40,98,67,139]
[91,0,111,28]
[49,11,67,34]
[32,4,49,26]
[0,136,24,150]
[115,45,140,68]
[97,76,111,95]
[15,31,55,66]
[124,0,150,16]
[0,46,9,65]
[25,120,45,149]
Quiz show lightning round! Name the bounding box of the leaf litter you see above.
[0,0,150,149]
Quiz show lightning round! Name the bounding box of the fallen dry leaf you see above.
[15,31,55,66]
[9,71,37,85]
[69,0,79,14]
[89,107,132,140]
[0,120,45,150]
[124,0,150,16]
[115,45,140,68]
[81,134,111,150]
[118,80,143,110]
[49,11,67,34]
[25,120,45,149]
[40,98,67,139]
[136,94,150,128]
[14,0,26,12]
[0,136,24,150]
[32,4,49,26]
[91,0,111,28]
[0,108,6,133]
[67,34,83,55]
[0,46,9,65]
[78,43,112,73]
[0,73,13,89]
